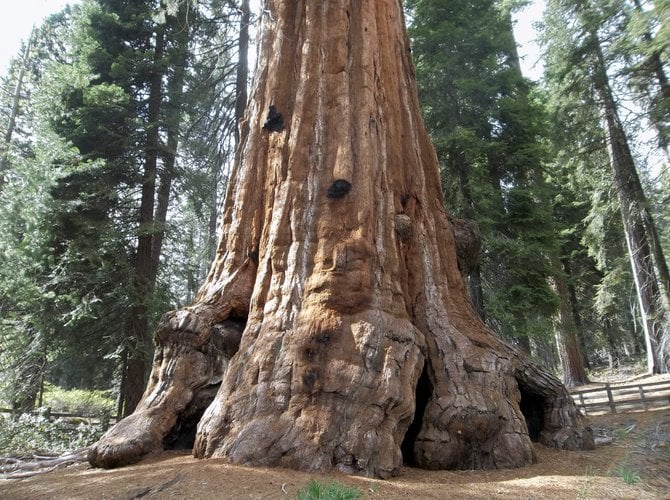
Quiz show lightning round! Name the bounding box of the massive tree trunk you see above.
[89,0,593,476]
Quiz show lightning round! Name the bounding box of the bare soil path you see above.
[2,409,669,499]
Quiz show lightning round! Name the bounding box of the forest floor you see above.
[2,373,670,499]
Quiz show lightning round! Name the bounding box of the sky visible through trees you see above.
[1,1,546,79]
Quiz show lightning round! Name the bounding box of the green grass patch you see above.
[42,383,116,417]
[614,462,641,485]
[296,480,361,500]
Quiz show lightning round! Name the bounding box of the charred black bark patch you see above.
[303,368,319,390]
[262,105,284,132]
[327,179,352,198]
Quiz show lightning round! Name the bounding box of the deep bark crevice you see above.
[164,384,221,450]
[401,362,432,466]
[517,383,545,442]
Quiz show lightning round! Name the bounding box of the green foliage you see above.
[0,122,77,408]
[407,0,559,347]
[614,462,641,485]
[0,0,245,410]
[0,413,105,455]
[541,0,664,364]
[42,384,115,417]
[295,480,361,500]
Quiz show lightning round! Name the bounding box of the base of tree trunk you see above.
[88,307,242,468]
[89,303,593,475]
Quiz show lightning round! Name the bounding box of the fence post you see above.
[578,393,587,415]
[638,385,648,410]
[606,383,616,414]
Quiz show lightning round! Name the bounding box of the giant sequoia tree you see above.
[89,0,593,476]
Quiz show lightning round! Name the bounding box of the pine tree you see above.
[543,0,670,373]
[406,0,589,385]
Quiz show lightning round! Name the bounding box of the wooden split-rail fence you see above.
[0,407,116,427]
[570,379,670,415]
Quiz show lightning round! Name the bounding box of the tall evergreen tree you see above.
[406,0,589,385]
[543,0,670,373]
[0,0,247,411]
[0,7,100,409]
[619,0,670,154]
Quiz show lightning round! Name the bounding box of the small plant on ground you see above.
[295,480,361,500]
[614,463,641,485]
[577,466,600,499]
[613,427,629,440]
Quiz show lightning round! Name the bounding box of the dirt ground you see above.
[2,408,669,499]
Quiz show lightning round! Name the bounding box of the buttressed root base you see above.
[89,0,593,476]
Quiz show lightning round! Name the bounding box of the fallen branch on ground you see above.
[0,447,89,479]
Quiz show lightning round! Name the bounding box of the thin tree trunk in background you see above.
[563,257,590,369]
[602,318,619,368]
[151,10,191,286]
[468,266,486,321]
[235,0,250,145]
[116,347,128,418]
[122,28,166,417]
[0,29,34,191]
[207,1,251,261]
[552,256,589,387]
[454,149,486,319]
[501,9,523,76]
[592,34,670,374]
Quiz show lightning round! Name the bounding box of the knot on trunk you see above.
[451,217,481,278]
[395,214,412,242]
[327,179,352,198]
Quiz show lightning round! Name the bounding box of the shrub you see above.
[42,383,116,417]
[0,413,105,455]
[616,463,641,485]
